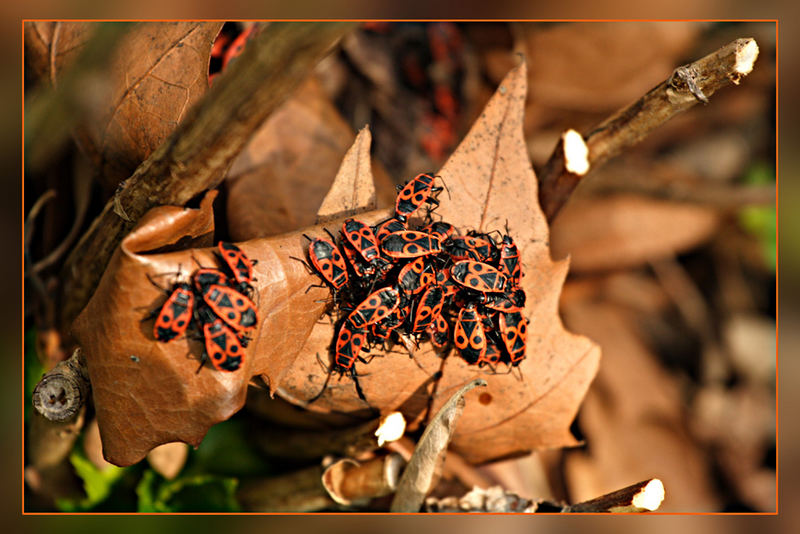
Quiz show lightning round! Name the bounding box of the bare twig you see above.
[58,22,355,329]
[424,478,665,513]
[31,348,90,423]
[237,464,334,512]
[562,478,665,513]
[252,411,405,460]
[538,38,759,221]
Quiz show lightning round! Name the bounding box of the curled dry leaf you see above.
[322,454,404,506]
[25,21,222,188]
[278,62,601,464]
[390,379,487,513]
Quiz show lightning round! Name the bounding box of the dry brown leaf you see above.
[560,296,719,512]
[390,379,487,513]
[278,62,600,464]
[225,77,395,239]
[25,22,95,83]
[26,21,222,188]
[550,194,720,273]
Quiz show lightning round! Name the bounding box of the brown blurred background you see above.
[8,6,795,532]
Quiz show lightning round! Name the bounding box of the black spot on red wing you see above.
[236,298,244,306]
[227,312,236,320]
[230,345,239,353]
[322,263,331,270]
[456,335,466,345]
[161,314,170,322]
[211,350,223,360]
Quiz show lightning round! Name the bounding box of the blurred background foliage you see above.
[23,21,775,513]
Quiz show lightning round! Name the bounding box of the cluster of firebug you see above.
[145,242,260,373]
[301,172,530,398]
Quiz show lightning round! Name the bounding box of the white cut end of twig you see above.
[562,129,590,175]
[735,39,759,76]
[375,412,406,446]
[631,479,665,511]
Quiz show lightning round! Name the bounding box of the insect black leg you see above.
[350,367,369,405]
[289,256,314,273]
[307,353,335,404]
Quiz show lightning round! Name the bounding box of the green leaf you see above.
[55,447,129,512]
[739,163,776,272]
[136,469,240,512]
[190,418,273,477]
[135,469,161,512]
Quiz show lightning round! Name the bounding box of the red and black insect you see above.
[428,313,450,350]
[483,287,526,313]
[397,257,436,295]
[200,284,259,333]
[339,240,374,280]
[309,321,370,403]
[443,235,495,262]
[152,283,195,342]
[422,221,457,241]
[497,235,522,287]
[306,236,349,290]
[333,322,368,372]
[498,311,528,366]
[217,241,256,287]
[435,267,460,298]
[202,318,245,372]
[191,302,246,372]
[395,172,444,217]
[476,341,502,367]
[193,268,228,292]
[411,285,445,333]
[342,218,381,262]
[451,260,508,293]
[347,286,400,329]
[381,231,442,259]
[453,305,487,364]
[374,217,408,242]
[371,310,403,342]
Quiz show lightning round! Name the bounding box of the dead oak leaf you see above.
[277,62,601,464]
[25,21,222,189]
